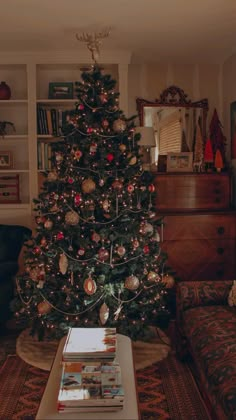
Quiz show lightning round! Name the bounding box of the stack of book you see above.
[57,328,125,413]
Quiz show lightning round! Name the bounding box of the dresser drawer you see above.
[161,214,236,240]
[173,263,236,282]
[162,239,236,265]
[154,173,231,210]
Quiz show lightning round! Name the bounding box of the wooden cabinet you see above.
[154,173,236,281]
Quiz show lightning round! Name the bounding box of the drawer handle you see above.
[217,247,225,255]
[214,188,220,194]
[217,226,225,235]
[215,197,221,203]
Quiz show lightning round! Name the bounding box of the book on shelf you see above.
[62,327,117,361]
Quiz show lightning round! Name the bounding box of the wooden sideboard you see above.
[154,173,236,281]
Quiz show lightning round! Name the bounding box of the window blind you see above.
[159,114,182,154]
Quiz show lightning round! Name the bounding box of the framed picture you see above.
[0,151,13,169]
[48,82,74,99]
[167,152,193,172]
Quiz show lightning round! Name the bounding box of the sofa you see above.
[176,280,236,420]
[0,224,32,332]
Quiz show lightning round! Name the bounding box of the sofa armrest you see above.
[176,280,233,327]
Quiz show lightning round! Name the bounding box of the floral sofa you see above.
[176,280,236,420]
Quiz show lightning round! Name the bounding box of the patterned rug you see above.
[0,353,211,420]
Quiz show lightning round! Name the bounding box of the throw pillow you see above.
[228,280,236,307]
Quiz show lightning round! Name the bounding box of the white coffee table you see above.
[36,333,139,420]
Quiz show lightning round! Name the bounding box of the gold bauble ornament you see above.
[119,144,126,152]
[82,178,96,194]
[125,275,140,290]
[37,301,51,315]
[147,271,159,282]
[65,211,79,226]
[129,156,137,165]
[44,220,53,230]
[162,274,175,289]
[83,277,97,295]
[113,118,126,132]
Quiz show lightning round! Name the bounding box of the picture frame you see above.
[48,82,74,99]
[0,151,13,169]
[166,152,193,172]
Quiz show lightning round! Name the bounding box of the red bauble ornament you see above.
[33,247,41,255]
[68,177,74,184]
[127,184,134,193]
[74,194,82,206]
[98,247,109,261]
[78,104,84,110]
[143,245,150,254]
[102,119,109,128]
[87,127,93,134]
[148,184,155,193]
[57,232,64,240]
[107,153,114,163]
[91,232,100,243]
[77,248,85,256]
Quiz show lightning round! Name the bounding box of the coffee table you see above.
[36,333,139,419]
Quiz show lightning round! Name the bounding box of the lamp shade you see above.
[135,126,156,147]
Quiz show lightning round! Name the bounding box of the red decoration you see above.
[127,184,134,193]
[143,245,150,254]
[204,138,214,163]
[57,232,64,240]
[74,194,82,206]
[78,104,84,110]
[148,184,155,193]
[107,153,114,163]
[83,277,97,295]
[209,109,226,164]
[214,149,224,172]
[68,177,74,184]
[87,127,93,134]
[98,247,109,261]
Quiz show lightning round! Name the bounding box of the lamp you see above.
[135,126,156,170]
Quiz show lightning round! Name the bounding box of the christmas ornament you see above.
[65,211,79,226]
[100,93,108,103]
[74,150,83,160]
[55,152,64,163]
[106,153,114,163]
[119,144,126,152]
[91,232,100,243]
[98,247,109,261]
[140,221,154,235]
[102,119,109,128]
[29,267,40,282]
[82,178,96,194]
[113,119,126,132]
[147,271,159,282]
[37,301,51,315]
[102,199,110,211]
[143,245,150,254]
[162,274,175,288]
[152,231,160,242]
[148,184,155,193]
[127,184,134,193]
[117,245,126,257]
[112,179,123,190]
[47,172,58,182]
[35,216,45,225]
[129,156,137,165]
[74,194,82,206]
[99,178,105,187]
[44,220,53,230]
[83,277,97,295]
[40,237,47,246]
[90,143,97,155]
[214,149,224,172]
[87,127,93,134]
[99,303,109,325]
[125,275,140,290]
[59,253,68,274]
[57,232,64,240]
[77,248,85,256]
[132,239,140,249]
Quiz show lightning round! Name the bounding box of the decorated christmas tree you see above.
[13,65,171,341]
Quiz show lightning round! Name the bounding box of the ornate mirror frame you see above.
[136,85,208,135]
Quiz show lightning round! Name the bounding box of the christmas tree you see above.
[13,65,170,341]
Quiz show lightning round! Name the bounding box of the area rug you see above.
[0,354,210,420]
[16,328,171,371]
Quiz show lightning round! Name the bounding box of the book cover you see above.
[63,327,116,360]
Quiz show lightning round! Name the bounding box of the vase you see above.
[0,81,11,100]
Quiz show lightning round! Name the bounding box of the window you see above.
[158,111,182,154]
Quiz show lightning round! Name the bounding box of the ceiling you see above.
[1,0,236,63]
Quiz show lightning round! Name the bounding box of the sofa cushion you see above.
[228,280,236,307]
[183,305,236,419]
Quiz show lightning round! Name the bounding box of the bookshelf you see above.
[0,53,130,227]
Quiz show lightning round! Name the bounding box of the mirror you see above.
[136,86,208,171]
